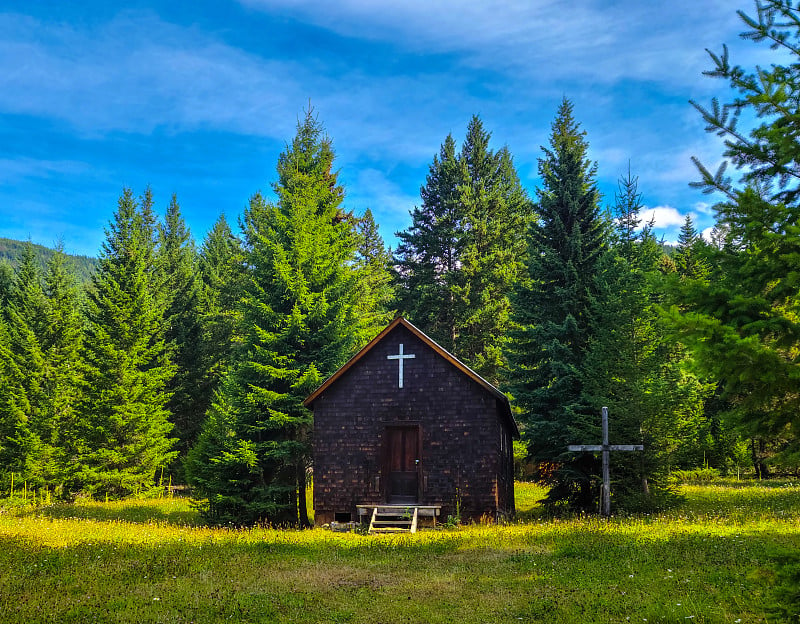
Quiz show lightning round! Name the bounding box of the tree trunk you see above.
[297,461,311,528]
[750,438,770,479]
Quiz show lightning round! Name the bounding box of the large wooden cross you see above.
[567,407,643,517]
[387,343,415,388]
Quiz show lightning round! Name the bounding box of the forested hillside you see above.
[0,238,97,283]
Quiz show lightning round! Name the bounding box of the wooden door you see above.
[384,426,420,504]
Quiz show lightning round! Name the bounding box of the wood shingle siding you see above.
[305,317,517,525]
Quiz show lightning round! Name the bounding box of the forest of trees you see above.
[1,0,798,522]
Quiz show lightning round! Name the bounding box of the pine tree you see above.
[75,188,176,497]
[673,215,711,280]
[0,314,34,491]
[454,117,532,381]
[679,0,800,465]
[0,260,12,306]
[354,208,394,327]
[188,109,377,525]
[504,99,607,511]
[582,172,707,510]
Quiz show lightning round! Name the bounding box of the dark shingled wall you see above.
[311,324,515,525]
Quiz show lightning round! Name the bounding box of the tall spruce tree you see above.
[504,99,607,511]
[40,245,85,488]
[0,313,33,491]
[395,133,464,352]
[158,195,206,463]
[355,208,394,326]
[187,109,381,525]
[0,244,86,492]
[75,188,176,497]
[197,214,244,406]
[454,117,532,380]
[394,117,531,382]
[1,244,49,488]
[0,260,13,306]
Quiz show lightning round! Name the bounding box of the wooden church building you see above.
[304,317,518,526]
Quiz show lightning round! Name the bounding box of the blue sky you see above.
[0,1,775,257]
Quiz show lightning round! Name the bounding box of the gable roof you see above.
[303,316,519,437]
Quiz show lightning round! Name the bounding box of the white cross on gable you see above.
[387,343,415,388]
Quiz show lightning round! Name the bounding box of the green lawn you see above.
[1,481,798,623]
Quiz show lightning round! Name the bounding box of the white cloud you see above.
[0,12,302,137]
[0,11,481,168]
[694,201,715,215]
[701,226,716,242]
[239,0,748,90]
[0,158,90,184]
[640,205,687,229]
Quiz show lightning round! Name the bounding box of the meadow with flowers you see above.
[1,479,798,623]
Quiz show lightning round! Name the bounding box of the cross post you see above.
[567,407,643,517]
[387,343,415,388]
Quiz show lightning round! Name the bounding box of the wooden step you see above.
[368,506,418,534]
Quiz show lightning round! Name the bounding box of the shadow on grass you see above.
[21,500,203,526]
[1,519,798,624]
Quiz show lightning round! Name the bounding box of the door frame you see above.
[381,424,422,504]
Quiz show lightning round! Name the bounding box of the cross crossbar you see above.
[568,445,644,452]
[566,407,644,517]
[387,343,415,388]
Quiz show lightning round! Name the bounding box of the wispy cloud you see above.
[0,157,90,184]
[0,12,302,137]
[239,0,746,90]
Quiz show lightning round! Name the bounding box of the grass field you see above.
[1,481,798,623]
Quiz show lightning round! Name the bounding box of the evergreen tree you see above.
[158,195,206,463]
[394,117,531,381]
[454,117,532,380]
[395,133,464,352]
[583,172,708,509]
[197,214,244,410]
[504,99,606,511]
[673,215,711,280]
[0,314,34,491]
[40,245,85,488]
[0,259,12,306]
[188,109,378,525]
[75,188,176,497]
[1,244,49,488]
[354,208,394,326]
[677,0,800,465]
